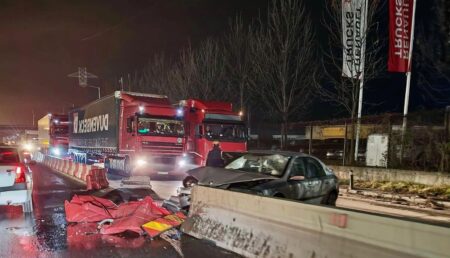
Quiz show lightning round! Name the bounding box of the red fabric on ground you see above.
[65,195,171,235]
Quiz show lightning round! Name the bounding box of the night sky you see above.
[0,0,267,124]
[0,0,448,125]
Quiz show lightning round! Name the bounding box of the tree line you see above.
[104,0,448,161]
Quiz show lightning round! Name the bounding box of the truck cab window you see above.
[137,117,184,137]
[203,123,247,142]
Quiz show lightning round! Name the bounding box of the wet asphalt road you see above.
[0,164,237,258]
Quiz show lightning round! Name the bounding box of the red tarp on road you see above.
[65,195,170,235]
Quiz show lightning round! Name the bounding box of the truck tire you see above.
[22,199,33,213]
[124,156,131,176]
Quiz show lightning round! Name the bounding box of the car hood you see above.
[187,167,278,187]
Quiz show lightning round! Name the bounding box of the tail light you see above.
[15,165,26,184]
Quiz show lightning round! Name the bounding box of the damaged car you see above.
[183,151,339,206]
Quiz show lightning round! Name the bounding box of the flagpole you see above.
[400,0,417,163]
[354,0,369,162]
[354,75,364,161]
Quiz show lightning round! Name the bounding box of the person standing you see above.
[206,141,224,167]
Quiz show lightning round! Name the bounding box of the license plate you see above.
[157,171,169,175]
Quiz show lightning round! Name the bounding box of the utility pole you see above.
[68,67,100,99]
[32,110,35,127]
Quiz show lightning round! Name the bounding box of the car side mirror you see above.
[289,175,305,181]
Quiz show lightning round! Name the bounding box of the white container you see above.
[366,134,389,167]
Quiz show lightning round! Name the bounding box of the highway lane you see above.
[0,164,236,258]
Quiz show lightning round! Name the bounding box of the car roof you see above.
[245,149,312,158]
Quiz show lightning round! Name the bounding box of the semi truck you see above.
[180,99,247,166]
[69,91,187,176]
[37,114,69,156]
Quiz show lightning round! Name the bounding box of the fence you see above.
[249,108,450,172]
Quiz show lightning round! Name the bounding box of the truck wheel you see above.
[124,156,131,176]
[22,199,33,213]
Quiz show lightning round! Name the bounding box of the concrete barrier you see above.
[182,186,450,258]
[329,165,450,186]
[40,155,109,190]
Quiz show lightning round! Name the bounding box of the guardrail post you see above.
[349,170,354,190]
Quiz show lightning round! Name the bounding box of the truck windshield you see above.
[137,118,184,137]
[204,123,247,142]
[52,126,68,136]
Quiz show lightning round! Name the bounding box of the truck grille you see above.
[141,141,183,154]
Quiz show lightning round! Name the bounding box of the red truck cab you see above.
[180,99,247,166]
[119,92,186,175]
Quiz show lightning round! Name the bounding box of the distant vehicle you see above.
[38,114,69,156]
[183,150,339,206]
[179,99,247,166]
[68,91,187,176]
[0,145,34,213]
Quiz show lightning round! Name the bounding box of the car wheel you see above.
[273,193,285,198]
[22,199,33,213]
[183,176,198,188]
[326,191,338,206]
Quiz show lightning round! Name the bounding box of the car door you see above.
[286,157,308,200]
[0,148,20,188]
[302,158,325,204]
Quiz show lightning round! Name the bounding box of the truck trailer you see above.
[37,114,69,156]
[180,99,247,166]
[69,91,187,176]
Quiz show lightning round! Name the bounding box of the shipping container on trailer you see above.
[69,91,188,176]
[37,114,69,156]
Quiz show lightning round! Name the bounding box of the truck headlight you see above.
[52,148,61,156]
[23,143,34,151]
[178,159,187,167]
[136,159,147,167]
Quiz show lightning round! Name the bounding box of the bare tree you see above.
[223,16,254,111]
[249,0,317,149]
[193,38,227,100]
[316,0,384,164]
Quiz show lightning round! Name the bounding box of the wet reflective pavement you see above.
[0,164,237,258]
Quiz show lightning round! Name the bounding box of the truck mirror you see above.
[126,117,133,133]
[196,125,203,138]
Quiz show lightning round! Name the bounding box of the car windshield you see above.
[225,153,291,178]
[0,148,20,164]
[204,123,247,142]
[138,118,184,137]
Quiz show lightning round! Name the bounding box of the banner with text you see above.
[342,0,368,79]
[388,0,414,72]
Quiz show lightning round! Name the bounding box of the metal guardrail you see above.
[182,186,450,258]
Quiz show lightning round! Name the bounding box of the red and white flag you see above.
[388,0,414,73]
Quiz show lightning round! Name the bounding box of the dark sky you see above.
[0,0,448,125]
[0,0,267,124]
